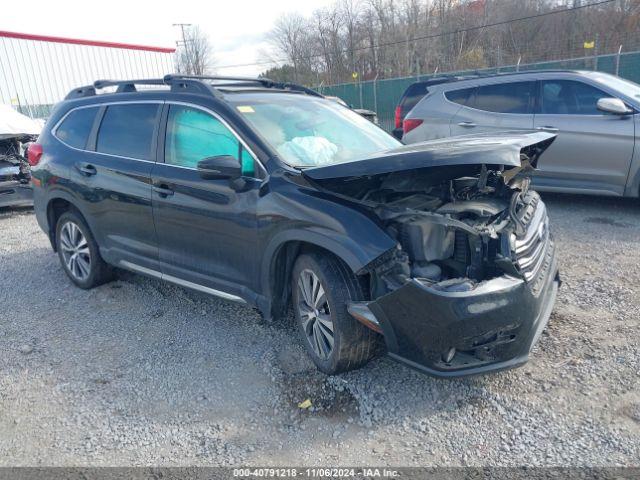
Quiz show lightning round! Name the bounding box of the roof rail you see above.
[164,74,324,97]
[94,78,166,91]
[164,74,274,87]
[64,85,97,99]
[161,75,223,97]
[64,78,168,99]
[64,74,323,100]
[274,82,324,98]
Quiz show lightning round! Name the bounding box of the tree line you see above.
[260,0,640,85]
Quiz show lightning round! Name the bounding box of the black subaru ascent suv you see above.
[31,75,559,377]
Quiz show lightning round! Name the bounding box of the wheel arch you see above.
[261,229,391,321]
[45,194,89,251]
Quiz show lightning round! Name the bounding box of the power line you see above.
[215,0,617,70]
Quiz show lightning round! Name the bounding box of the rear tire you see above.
[291,252,381,375]
[55,210,113,289]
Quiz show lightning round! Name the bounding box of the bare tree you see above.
[267,13,313,83]
[263,0,640,85]
[176,25,215,75]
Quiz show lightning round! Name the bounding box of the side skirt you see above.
[118,260,247,304]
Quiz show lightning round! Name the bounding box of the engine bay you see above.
[361,163,545,298]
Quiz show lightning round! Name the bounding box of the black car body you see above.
[31,75,559,377]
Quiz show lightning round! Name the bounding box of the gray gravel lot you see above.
[0,194,639,467]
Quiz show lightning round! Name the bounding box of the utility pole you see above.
[173,23,192,74]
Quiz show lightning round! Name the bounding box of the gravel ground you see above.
[0,193,639,467]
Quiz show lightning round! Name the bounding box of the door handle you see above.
[152,184,174,197]
[75,163,97,176]
[457,121,476,128]
[536,126,559,133]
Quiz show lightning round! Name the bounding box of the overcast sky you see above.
[0,0,335,76]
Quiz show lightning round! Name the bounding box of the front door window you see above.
[540,80,608,115]
[165,105,256,176]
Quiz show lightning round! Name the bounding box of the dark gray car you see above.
[402,70,640,197]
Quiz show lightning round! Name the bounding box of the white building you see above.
[0,30,175,118]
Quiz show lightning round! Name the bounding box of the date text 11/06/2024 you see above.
[233,468,399,477]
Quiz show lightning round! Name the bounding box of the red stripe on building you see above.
[0,30,175,53]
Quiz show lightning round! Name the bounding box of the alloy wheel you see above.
[59,221,91,281]
[297,269,334,359]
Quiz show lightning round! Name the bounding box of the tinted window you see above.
[540,80,608,115]
[96,104,158,160]
[468,81,535,114]
[55,107,98,149]
[445,88,474,106]
[400,83,428,114]
[165,105,256,176]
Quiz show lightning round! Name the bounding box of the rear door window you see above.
[96,104,159,160]
[468,81,535,114]
[540,80,608,115]
[55,107,99,149]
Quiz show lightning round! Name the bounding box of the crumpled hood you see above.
[302,131,556,183]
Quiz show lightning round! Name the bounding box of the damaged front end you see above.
[356,184,559,376]
[304,131,560,377]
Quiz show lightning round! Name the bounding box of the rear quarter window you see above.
[400,83,429,114]
[96,104,159,160]
[55,107,99,149]
[445,88,474,106]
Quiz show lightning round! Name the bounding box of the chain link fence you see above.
[318,49,640,133]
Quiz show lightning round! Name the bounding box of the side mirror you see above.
[197,155,241,180]
[597,97,632,115]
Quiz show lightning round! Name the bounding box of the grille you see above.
[514,196,550,283]
[520,193,539,225]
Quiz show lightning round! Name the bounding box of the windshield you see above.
[591,72,640,101]
[231,94,400,167]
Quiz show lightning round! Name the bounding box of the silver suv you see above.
[402,70,640,197]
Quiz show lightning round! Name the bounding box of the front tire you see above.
[55,210,113,289]
[291,252,380,375]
